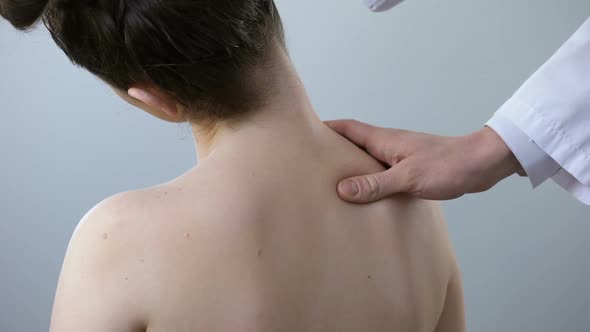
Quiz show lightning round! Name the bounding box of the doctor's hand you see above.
[326,120,524,203]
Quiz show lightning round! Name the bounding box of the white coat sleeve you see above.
[486,17,590,205]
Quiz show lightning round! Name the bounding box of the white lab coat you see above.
[487,17,590,205]
[364,0,590,205]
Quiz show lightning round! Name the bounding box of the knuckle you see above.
[388,152,404,165]
[374,130,409,162]
[394,153,405,162]
[360,175,381,200]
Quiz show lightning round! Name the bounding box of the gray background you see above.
[1,0,589,330]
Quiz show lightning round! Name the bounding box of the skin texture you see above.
[49,47,465,332]
[326,120,524,203]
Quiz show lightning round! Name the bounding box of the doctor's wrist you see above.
[467,127,524,188]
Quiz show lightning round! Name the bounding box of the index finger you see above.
[324,119,378,151]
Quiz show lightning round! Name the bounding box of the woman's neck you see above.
[190,48,325,160]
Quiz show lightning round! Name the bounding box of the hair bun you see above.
[0,0,50,30]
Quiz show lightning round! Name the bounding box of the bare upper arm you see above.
[433,253,466,332]
[410,200,465,332]
[50,193,148,332]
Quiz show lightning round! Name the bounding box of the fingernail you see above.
[339,180,359,197]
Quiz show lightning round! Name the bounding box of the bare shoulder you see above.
[50,189,163,331]
[72,189,159,247]
[378,197,464,331]
[61,186,177,281]
[393,198,465,332]
[52,181,222,331]
[69,167,259,261]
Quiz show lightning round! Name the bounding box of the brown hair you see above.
[0,0,285,121]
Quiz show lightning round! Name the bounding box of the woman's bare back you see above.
[50,125,465,332]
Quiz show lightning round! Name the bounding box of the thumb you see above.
[336,166,415,203]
